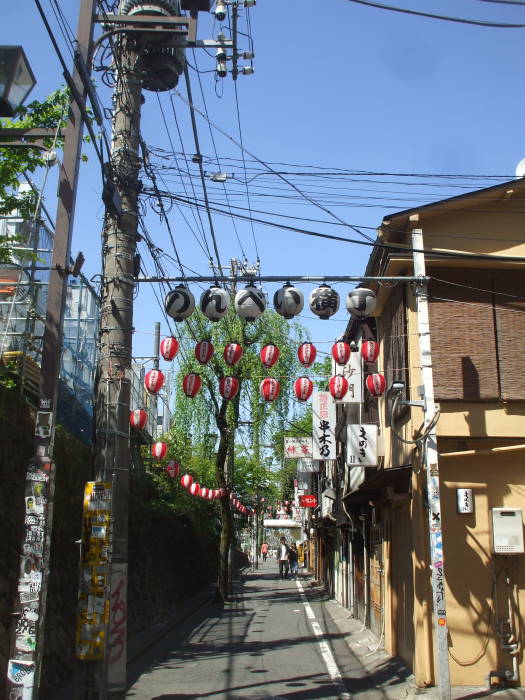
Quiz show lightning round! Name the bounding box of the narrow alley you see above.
[124,560,412,700]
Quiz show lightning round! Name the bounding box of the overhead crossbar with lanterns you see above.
[136,275,423,283]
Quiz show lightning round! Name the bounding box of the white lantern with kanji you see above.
[200,284,230,321]
[273,283,304,319]
[160,336,179,361]
[260,344,280,368]
[346,287,376,318]
[309,284,339,320]
[234,283,266,321]
[294,377,313,402]
[165,285,195,321]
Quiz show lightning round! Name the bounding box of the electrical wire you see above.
[346,0,525,27]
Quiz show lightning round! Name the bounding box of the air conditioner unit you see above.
[490,508,524,555]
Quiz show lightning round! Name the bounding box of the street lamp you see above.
[0,46,36,117]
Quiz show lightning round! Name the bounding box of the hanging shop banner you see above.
[299,494,318,508]
[284,437,313,458]
[332,350,362,404]
[346,424,378,466]
[296,472,311,491]
[312,392,336,460]
[76,482,112,661]
[296,457,318,473]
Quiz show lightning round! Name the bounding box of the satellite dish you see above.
[515,158,525,178]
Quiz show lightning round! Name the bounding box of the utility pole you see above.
[6,2,96,698]
[92,19,143,698]
[412,225,451,700]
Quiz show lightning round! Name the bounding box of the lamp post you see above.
[0,46,36,117]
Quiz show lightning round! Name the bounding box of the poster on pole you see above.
[284,437,313,458]
[312,392,336,460]
[76,482,112,661]
[296,457,318,473]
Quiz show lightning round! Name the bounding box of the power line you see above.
[346,0,525,26]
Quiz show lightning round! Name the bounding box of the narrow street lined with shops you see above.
[124,560,411,700]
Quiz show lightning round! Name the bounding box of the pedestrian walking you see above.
[261,541,269,562]
[277,536,289,580]
[288,542,298,579]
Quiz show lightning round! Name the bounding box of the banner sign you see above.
[332,350,362,403]
[76,482,112,660]
[296,457,318,473]
[313,392,336,460]
[346,424,378,466]
[296,473,311,491]
[284,437,313,458]
[299,494,318,508]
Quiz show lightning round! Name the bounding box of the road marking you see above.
[296,580,351,700]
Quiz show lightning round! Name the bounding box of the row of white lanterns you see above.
[164,283,377,322]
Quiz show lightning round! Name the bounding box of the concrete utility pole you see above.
[412,225,451,700]
[6,2,96,698]
[92,24,143,698]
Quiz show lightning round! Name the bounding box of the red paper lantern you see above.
[151,441,167,459]
[219,376,240,400]
[130,409,147,430]
[332,341,351,366]
[160,336,179,361]
[166,460,180,478]
[182,373,202,398]
[361,340,379,363]
[195,340,214,364]
[329,375,349,400]
[189,482,200,496]
[223,342,243,367]
[207,490,214,501]
[181,474,193,489]
[297,342,317,367]
[260,344,280,368]
[200,486,209,499]
[294,376,313,402]
[366,373,386,397]
[260,377,280,402]
[144,369,165,394]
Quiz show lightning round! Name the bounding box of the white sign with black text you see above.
[313,392,336,460]
[346,424,378,466]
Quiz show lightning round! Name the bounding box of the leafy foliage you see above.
[0,88,70,262]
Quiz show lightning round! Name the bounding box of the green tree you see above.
[0,88,71,260]
[169,302,309,599]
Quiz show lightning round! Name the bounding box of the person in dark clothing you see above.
[288,542,298,579]
[278,536,289,580]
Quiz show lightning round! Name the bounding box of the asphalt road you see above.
[125,560,374,699]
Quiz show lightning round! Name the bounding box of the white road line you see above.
[296,580,351,700]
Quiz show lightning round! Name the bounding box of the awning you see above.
[342,466,412,505]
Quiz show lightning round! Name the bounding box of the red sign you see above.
[299,494,317,508]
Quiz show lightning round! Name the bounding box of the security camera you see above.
[215,2,226,20]
[388,381,405,396]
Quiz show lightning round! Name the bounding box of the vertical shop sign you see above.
[312,391,336,460]
[346,424,378,466]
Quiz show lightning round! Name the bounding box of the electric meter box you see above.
[490,508,524,555]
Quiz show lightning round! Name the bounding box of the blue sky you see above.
[4,0,525,380]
